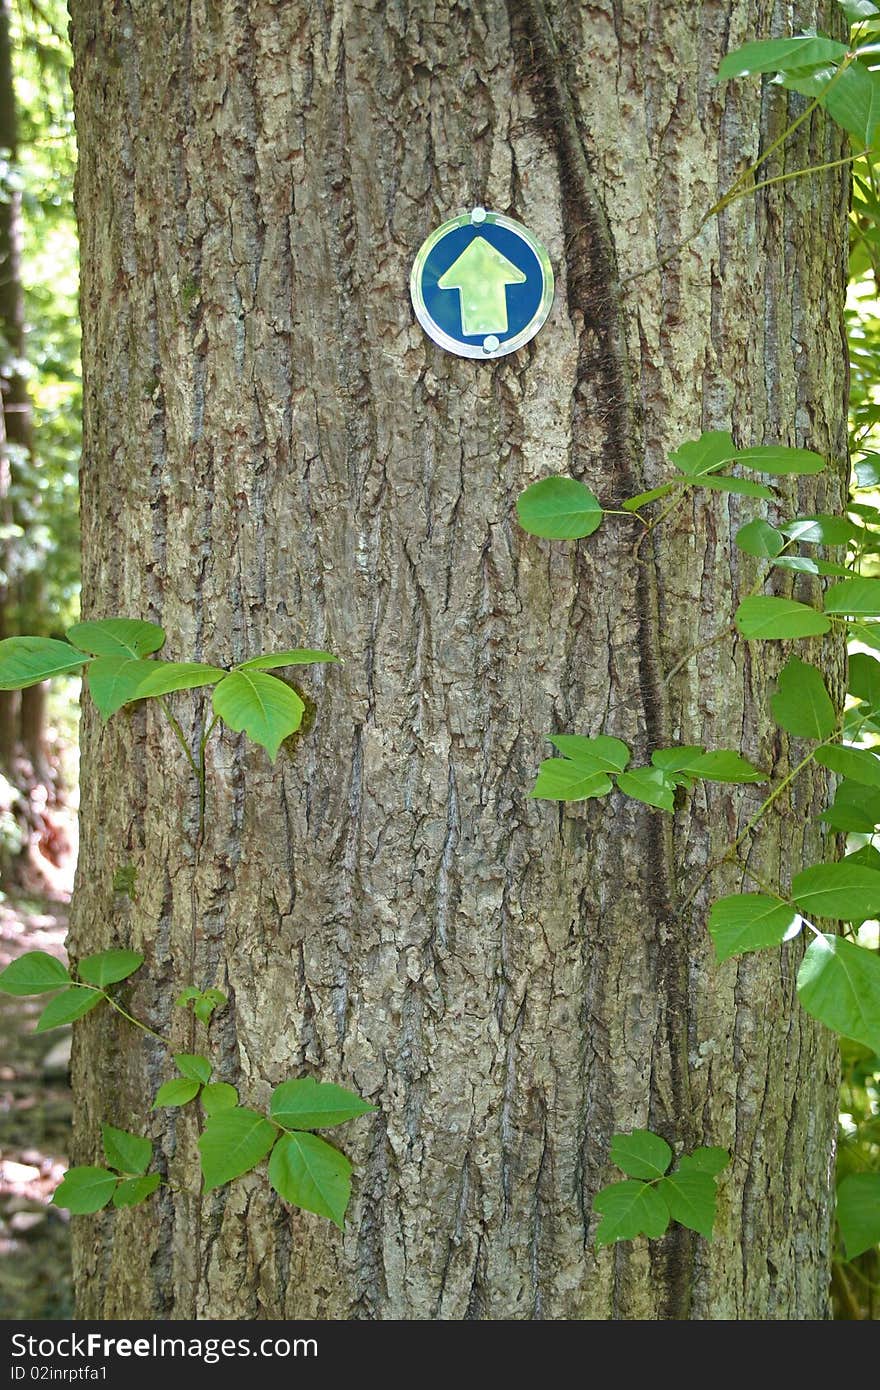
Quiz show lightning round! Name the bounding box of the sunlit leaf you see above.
[717,36,849,81]
[792,861,880,920]
[67,619,165,658]
[112,1173,162,1208]
[516,477,603,540]
[0,951,70,996]
[609,1130,672,1180]
[530,760,613,801]
[78,949,143,988]
[796,933,880,1051]
[199,1107,277,1191]
[546,735,630,773]
[212,670,305,760]
[708,894,802,962]
[36,986,103,1032]
[237,650,338,670]
[615,766,676,811]
[0,636,89,690]
[101,1125,151,1177]
[270,1077,376,1131]
[268,1131,353,1228]
[735,596,830,639]
[52,1166,117,1214]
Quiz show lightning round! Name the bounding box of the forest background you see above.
[0,0,877,1320]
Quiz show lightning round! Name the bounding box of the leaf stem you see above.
[159,698,199,779]
[77,982,171,1046]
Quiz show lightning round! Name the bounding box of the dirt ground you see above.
[0,774,77,1324]
[0,893,73,1320]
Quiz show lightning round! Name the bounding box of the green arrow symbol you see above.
[437,236,527,336]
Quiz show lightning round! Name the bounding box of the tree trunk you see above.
[68,0,848,1320]
[20,680,50,783]
[0,0,48,785]
[0,0,29,771]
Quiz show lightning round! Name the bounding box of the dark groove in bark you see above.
[510,0,692,1319]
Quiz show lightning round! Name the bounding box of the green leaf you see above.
[270,1077,376,1131]
[198,1107,278,1191]
[622,483,675,511]
[112,1173,162,1209]
[796,933,880,1052]
[684,750,765,783]
[855,453,880,489]
[515,476,603,540]
[688,474,775,500]
[194,991,225,1024]
[670,430,736,476]
[133,661,227,698]
[821,60,880,144]
[849,652,880,710]
[792,861,880,920]
[717,36,849,81]
[78,949,144,988]
[66,618,165,658]
[771,656,837,739]
[708,894,802,962]
[609,1129,672,1180]
[237,650,338,670]
[173,1053,212,1085]
[153,1077,201,1108]
[657,1170,718,1239]
[837,1173,880,1258]
[729,445,826,475]
[772,555,852,577]
[268,1131,353,1228]
[593,1180,670,1246]
[212,670,305,761]
[734,596,830,639]
[780,514,861,545]
[36,986,103,1032]
[531,760,613,802]
[846,622,880,653]
[651,746,706,775]
[678,1147,730,1176]
[820,780,880,832]
[845,843,880,871]
[815,745,880,787]
[546,734,630,773]
[840,1,879,22]
[615,766,676,811]
[101,1125,151,1176]
[825,577,880,616]
[735,519,785,557]
[201,1082,239,1115]
[86,655,157,719]
[52,1166,118,1215]
[0,951,70,996]
[0,637,89,691]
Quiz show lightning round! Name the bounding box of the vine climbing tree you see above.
[33,0,866,1318]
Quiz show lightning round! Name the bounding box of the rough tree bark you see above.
[68,0,848,1319]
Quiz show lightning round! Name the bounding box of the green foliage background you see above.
[3,0,879,1317]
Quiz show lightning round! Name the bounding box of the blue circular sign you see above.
[410,209,554,360]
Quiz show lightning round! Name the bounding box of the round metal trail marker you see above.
[410,208,554,361]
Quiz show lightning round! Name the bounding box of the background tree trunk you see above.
[68,0,848,1319]
[0,0,32,772]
